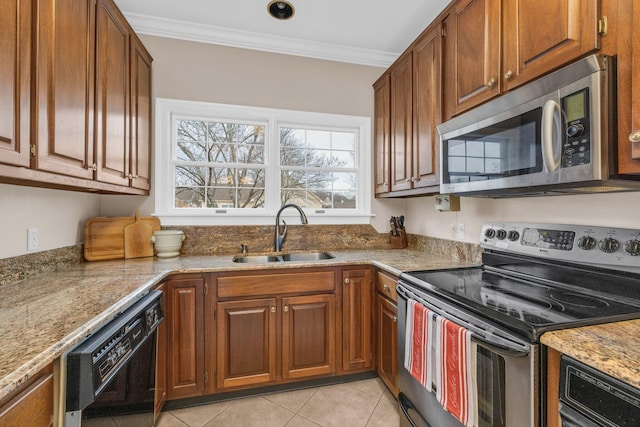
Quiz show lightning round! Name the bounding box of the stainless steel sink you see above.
[232,254,282,263]
[232,251,335,263]
[281,252,335,262]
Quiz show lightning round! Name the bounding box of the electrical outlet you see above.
[453,224,465,240]
[27,228,39,251]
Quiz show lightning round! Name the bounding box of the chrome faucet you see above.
[274,204,308,252]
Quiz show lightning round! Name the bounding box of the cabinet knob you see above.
[91,164,97,171]
[283,305,289,312]
[486,77,496,87]
[504,70,513,79]
[270,306,276,313]
[344,278,350,284]
[629,131,640,143]
[383,284,390,292]
[392,316,398,323]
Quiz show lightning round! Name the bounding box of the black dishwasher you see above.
[559,355,640,427]
[65,290,163,427]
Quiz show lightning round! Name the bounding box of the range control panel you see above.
[481,222,640,273]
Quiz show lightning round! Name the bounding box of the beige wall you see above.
[101,35,406,231]
[0,184,102,258]
[404,192,640,243]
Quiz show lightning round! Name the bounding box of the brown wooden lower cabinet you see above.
[342,268,373,372]
[165,275,207,399]
[375,270,399,395]
[216,293,337,390]
[0,364,53,427]
[282,294,336,380]
[377,295,398,396]
[216,298,277,389]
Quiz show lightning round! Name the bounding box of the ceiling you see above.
[113,0,451,67]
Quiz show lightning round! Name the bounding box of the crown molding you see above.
[123,12,397,68]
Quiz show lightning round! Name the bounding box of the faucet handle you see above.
[240,244,248,254]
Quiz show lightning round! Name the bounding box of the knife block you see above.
[390,228,407,249]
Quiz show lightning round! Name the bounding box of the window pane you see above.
[333,172,356,190]
[238,188,265,208]
[307,130,331,149]
[177,141,208,162]
[176,166,208,186]
[177,120,207,142]
[332,132,355,151]
[280,147,308,167]
[281,189,308,207]
[281,170,307,189]
[333,191,356,209]
[333,150,355,168]
[175,187,205,208]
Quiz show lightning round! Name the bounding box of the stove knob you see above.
[624,240,640,256]
[577,236,597,250]
[507,230,520,241]
[496,229,507,240]
[484,228,496,239]
[598,237,620,253]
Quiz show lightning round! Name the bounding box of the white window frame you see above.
[154,98,372,226]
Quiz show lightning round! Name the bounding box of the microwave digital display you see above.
[564,90,587,122]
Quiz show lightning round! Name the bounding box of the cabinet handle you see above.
[270,306,276,313]
[486,77,496,87]
[629,131,640,143]
[383,284,390,292]
[91,164,97,171]
[344,278,350,284]
[392,316,398,322]
[283,305,289,312]
[504,70,513,79]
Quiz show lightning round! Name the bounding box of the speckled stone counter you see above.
[0,249,474,402]
[541,320,640,389]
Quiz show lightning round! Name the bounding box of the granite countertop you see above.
[0,249,473,402]
[541,320,640,389]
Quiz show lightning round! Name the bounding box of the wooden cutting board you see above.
[84,214,161,261]
[124,211,155,259]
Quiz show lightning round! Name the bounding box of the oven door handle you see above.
[472,335,530,357]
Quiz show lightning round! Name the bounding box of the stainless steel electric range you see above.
[397,223,640,427]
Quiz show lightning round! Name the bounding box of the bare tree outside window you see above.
[173,120,358,211]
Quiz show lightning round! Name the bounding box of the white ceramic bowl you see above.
[151,230,185,257]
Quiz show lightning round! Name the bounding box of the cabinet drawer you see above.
[0,367,53,427]
[376,270,398,302]
[218,271,335,298]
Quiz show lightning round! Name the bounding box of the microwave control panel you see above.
[561,89,590,168]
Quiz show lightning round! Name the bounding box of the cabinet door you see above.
[374,75,391,194]
[503,0,599,91]
[95,0,130,186]
[0,0,31,168]
[390,53,413,192]
[412,25,442,191]
[282,294,336,380]
[154,283,167,418]
[129,37,152,191]
[216,298,277,389]
[166,277,206,398]
[443,0,501,117]
[377,295,398,396]
[34,0,95,179]
[342,268,372,371]
[0,366,53,427]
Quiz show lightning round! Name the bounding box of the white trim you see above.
[154,98,372,226]
[124,12,398,67]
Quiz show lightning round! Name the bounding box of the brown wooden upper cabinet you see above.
[444,0,601,118]
[616,0,640,174]
[375,24,442,197]
[0,0,152,194]
[443,0,501,118]
[0,0,31,169]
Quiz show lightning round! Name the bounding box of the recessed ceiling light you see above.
[268,1,295,20]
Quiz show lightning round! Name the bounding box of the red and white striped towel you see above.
[403,299,434,389]
[435,316,476,427]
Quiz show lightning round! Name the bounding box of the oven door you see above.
[397,283,538,427]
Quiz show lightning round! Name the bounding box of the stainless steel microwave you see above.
[437,54,640,197]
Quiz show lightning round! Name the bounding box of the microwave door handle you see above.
[542,99,562,173]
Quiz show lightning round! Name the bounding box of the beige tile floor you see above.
[156,378,400,427]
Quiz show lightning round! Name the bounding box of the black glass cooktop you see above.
[400,259,640,341]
